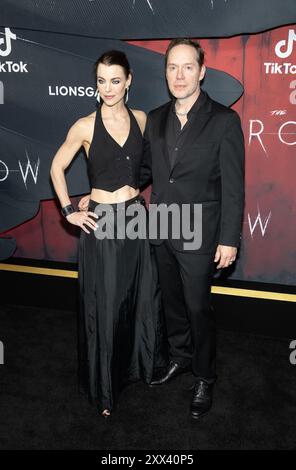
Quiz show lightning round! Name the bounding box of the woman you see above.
[50,50,168,418]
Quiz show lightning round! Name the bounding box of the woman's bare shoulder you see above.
[130,109,147,133]
[66,111,96,147]
[71,111,96,135]
[131,109,146,120]
[78,111,96,127]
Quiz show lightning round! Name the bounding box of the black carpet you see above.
[0,304,295,450]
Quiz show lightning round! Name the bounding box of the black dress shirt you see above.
[165,90,206,168]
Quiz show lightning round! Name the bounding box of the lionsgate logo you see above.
[92,202,203,251]
[0,27,28,73]
[48,85,97,98]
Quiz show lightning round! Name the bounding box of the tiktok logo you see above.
[0,27,17,57]
[275,29,296,59]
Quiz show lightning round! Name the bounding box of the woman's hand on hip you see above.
[66,211,98,234]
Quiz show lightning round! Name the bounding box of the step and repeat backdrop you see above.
[0,0,295,285]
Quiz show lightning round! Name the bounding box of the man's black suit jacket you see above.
[140,91,245,254]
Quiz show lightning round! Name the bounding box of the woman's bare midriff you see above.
[90,186,140,204]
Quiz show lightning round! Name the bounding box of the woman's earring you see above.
[96,92,100,103]
[125,87,129,104]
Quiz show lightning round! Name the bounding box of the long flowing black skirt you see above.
[77,195,168,413]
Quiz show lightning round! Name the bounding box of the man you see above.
[140,38,245,419]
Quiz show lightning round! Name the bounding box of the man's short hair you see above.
[165,38,205,68]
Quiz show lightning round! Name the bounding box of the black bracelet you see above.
[61,204,75,217]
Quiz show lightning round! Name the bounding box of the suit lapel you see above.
[157,102,171,171]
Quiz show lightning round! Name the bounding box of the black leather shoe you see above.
[149,361,191,386]
[190,379,214,419]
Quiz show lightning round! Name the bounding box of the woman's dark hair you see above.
[93,50,131,81]
[165,38,205,68]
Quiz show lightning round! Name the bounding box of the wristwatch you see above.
[61,204,75,217]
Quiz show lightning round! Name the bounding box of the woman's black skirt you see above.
[77,194,168,412]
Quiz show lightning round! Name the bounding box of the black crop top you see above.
[87,104,144,191]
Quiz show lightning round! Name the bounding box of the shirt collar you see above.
[171,89,206,117]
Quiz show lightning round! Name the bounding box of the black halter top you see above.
[88,104,144,191]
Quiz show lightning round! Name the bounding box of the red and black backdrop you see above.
[0,0,295,285]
